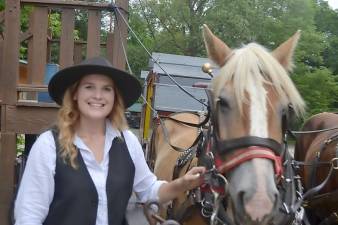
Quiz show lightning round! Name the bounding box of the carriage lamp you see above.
[202,63,214,77]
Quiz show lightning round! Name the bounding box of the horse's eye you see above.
[218,98,229,109]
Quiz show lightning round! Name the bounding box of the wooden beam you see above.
[19,30,33,42]
[21,0,115,11]
[1,102,4,131]
[112,0,129,70]
[17,84,48,91]
[74,43,83,64]
[50,38,108,46]
[86,10,101,58]
[0,0,21,104]
[4,105,58,134]
[27,7,48,85]
[0,132,16,225]
[59,8,75,68]
[0,39,3,103]
[106,32,114,64]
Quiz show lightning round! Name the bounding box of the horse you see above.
[147,24,306,225]
[294,112,338,224]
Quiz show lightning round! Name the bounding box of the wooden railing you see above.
[0,1,129,224]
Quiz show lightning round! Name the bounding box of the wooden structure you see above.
[0,0,129,224]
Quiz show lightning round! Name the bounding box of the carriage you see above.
[140,52,216,159]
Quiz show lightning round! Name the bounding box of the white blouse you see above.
[14,121,166,225]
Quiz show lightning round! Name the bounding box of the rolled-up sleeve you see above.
[14,131,56,225]
[124,131,167,202]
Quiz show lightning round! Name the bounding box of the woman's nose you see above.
[93,89,103,99]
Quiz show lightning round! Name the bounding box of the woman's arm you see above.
[14,131,56,225]
[124,130,205,203]
[157,166,206,204]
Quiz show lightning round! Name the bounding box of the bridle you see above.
[204,89,284,177]
[195,89,303,225]
[149,88,304,225]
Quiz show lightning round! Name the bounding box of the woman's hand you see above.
[180,166,206,191]
[157,166,206,204]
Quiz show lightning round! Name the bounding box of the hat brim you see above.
[48,64,142,108]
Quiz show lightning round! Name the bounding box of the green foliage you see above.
[324,36,338,74]
[293,68,338,116]
[314,0,338,74]
[0,0,4,10]
[49,12,62,38]
[127,0,338,119]
[0,0,4,38]
[16,134,25,155]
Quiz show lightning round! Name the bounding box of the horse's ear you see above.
[203,24,232,67]
[272,30,301,71]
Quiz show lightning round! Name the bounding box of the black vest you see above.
[43,130,135,225]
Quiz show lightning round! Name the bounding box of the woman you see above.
[14,57,205,225]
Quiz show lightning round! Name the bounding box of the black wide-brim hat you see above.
[48,57,142,108]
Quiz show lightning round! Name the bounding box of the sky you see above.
[327,0,338,9]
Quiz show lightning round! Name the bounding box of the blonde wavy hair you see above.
[56,78,129,168]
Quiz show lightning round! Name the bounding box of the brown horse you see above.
[294,112,338,224]
[149,25,305,225]
[148,112,207,225]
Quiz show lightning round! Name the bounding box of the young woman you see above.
[14,57,205,225]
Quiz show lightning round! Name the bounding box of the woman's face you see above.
[74,74,115,121]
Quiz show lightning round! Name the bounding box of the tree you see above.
[127,0,338,120]
[314,0,338,74]
[294,68,338,115]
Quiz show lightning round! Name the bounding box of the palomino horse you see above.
[294,112,338,224]
[148,25,305,225]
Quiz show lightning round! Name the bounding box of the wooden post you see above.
[59,8,75,68]
[0,0,20,217]
[0,0,20,104]
[27,7,48,84]
[106,32,114,64]
[112,0,129,70]
[74,43,83,64]
[86,9,101,58]
[0,132,16,225]
[0,39,3,98]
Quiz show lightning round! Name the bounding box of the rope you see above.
[113,6,208,107]
[113,6,159,118]
[290,126,338,135]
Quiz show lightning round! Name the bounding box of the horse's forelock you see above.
[211,43,305,117]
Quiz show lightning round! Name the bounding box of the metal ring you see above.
[216,173,229,196]
[331,158,338,169]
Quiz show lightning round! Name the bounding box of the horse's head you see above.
[203,25,305,224]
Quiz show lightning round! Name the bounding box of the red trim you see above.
[216,146,283,177]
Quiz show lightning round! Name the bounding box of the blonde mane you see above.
[212,43,305,116]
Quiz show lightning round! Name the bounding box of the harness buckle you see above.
[331,158,338,169]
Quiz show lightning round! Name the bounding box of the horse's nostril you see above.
[236,191,247,215]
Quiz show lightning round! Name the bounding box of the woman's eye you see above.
[104,87,113,91]
[85,85,93,89]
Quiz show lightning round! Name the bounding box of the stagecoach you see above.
[140,52,218,157]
